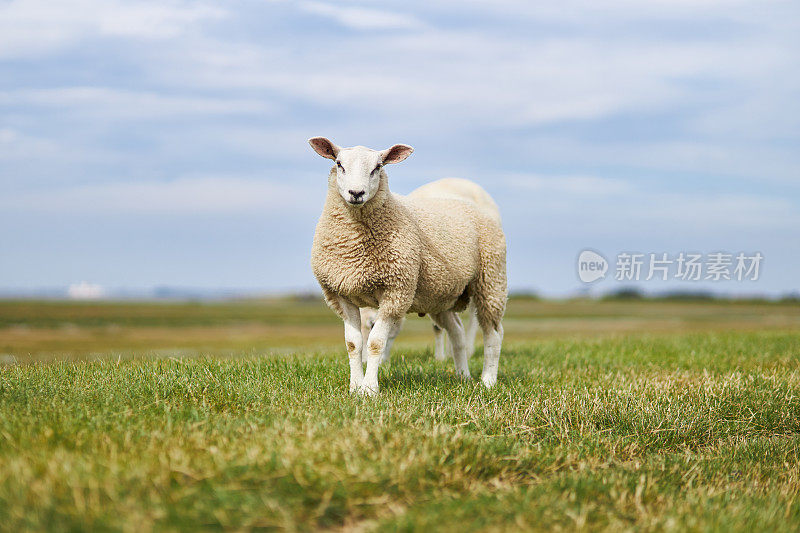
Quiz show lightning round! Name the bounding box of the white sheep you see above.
[309,137,507,395]
[359,178,503,364]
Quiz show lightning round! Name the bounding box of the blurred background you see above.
[1,0,798,300]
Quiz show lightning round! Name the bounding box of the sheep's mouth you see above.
[347,199,365,206]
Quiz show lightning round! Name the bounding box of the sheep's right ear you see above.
[308,137,340,160]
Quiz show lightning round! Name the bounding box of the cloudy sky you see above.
[1,0,798,297]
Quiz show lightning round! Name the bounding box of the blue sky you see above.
[1,0,798,297]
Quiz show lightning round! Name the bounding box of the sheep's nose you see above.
[348,189,365,199]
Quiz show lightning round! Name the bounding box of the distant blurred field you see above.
[1,298,799,531]
[2,297,800,362]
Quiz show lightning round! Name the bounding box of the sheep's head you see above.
[308,137,413,207]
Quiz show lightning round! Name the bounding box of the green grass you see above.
[1,300,799,530]
[2,305,800,531]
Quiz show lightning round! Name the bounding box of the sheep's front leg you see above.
[340,298,365,393]
[361,315,402,396]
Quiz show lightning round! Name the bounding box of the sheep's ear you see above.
[381,144,413,164]
[308,137,340,160]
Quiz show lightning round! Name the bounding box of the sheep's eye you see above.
[371,165,381,174]
[336,161,344,172]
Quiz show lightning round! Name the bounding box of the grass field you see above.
[1,298,799,531]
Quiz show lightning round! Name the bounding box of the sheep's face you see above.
[333,147,385,206]
[309,137,413,207]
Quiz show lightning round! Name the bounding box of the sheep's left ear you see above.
[381,144,413,164]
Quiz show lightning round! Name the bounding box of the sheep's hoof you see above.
[349,378,364,394]
[358,382,379,397]
[480,374,497,388]
[455,368,472,380]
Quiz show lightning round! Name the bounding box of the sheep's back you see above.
[408,178,501,225]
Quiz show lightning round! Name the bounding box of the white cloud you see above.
[0,127,64,160]
[2,176,321,214]
[0,87,274,118]
[0,0,226,58]
[505,174,632,195]
[514,136,800,185]
[159,25,787,133]
[621,193,798,232]
[435,0,791,24]
[299,2,424,30]
[0,128,19,144]
[503,179,800,235]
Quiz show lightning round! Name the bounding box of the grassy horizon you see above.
[1,300,799,530]
[3,297,800,362]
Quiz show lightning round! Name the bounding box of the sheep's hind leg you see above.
[361,315,402,396]
[432,323,448,361]
[432,311,471,379]
[359,308,377,364]
[471,271,507,388]
[465,301,480,358]
[340,299,365,393]
[379,318,402,367]
[360,325,370,364]
[480,324,503,388]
